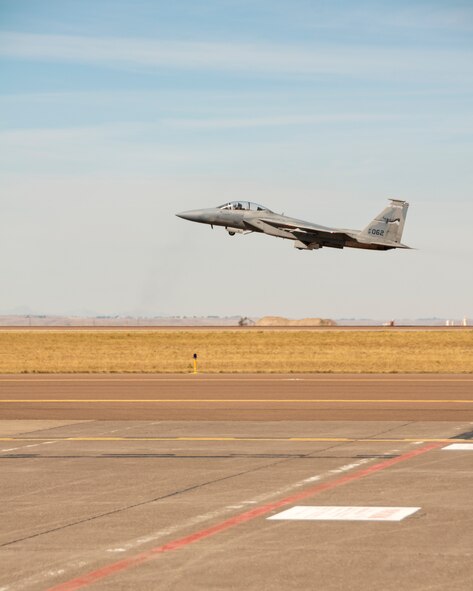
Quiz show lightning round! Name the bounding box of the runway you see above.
[1,374,473,590]
[1,373,473,421]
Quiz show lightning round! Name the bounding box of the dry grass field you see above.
[1,329,472,373]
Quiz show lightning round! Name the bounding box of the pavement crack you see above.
[367,421,413,439]
[0,455,297,548]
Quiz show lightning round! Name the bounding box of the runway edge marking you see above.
[45,441,443,591]
[2,377,473,382]
[2,398,473,403]
[0,437,470,444]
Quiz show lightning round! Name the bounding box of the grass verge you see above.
[1,329,472,373]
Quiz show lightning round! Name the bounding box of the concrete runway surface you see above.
[1,374,473,590]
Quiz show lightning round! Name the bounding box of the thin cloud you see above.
[1,31,472,82]
[284,2,473,32]
[0,123,158,150]
[164,113,400,129]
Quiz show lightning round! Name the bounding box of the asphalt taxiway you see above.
[1,375,473,590]
[1,374,473,421]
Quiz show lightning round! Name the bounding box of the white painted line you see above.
[443,443,473,451]
[268,506,421,522]
[0,440,56,453]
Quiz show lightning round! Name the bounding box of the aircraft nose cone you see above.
[176,210,205,222]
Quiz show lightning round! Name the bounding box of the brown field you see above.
[0,329,472,373]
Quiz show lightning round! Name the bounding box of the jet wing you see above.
[244,217,351,242]
[243,218,298,238]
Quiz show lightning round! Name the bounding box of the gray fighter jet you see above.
[176,199,410,251]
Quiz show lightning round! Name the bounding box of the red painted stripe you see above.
[46,442,442,591]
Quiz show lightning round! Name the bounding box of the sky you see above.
[0,0,472,320]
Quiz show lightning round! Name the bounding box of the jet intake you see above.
[294,240,321,250]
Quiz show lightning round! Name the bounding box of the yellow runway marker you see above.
[1,398,473,403]
[1,377,473,383]
[0,436,470,443]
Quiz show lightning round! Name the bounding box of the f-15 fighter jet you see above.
[176,199,410,251]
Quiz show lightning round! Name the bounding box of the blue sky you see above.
[1,1,472,319]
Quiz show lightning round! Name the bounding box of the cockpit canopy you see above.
[218,201,273,212]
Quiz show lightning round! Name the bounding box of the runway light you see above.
[193,353,198,374]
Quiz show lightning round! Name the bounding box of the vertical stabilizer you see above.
[361,199,409,243]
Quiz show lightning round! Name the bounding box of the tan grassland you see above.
[1,329,473,373]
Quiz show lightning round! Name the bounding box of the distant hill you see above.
[0,315,245,327]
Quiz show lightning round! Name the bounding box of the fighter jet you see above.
[176,199,410,251]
